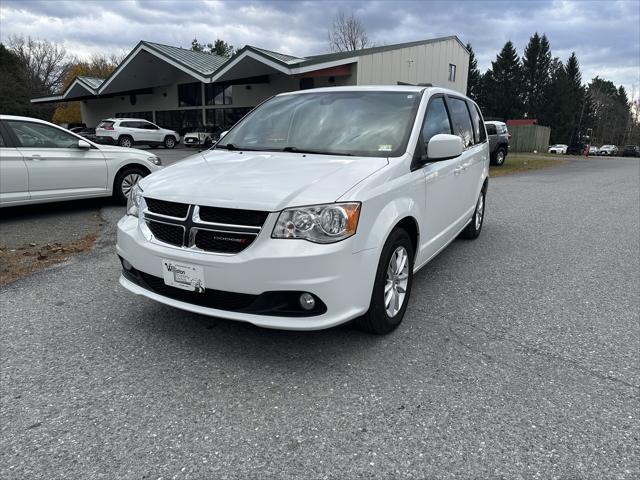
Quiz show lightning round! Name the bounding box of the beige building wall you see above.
[356,38,469,93]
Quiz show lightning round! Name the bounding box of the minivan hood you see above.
[139,149,388,211]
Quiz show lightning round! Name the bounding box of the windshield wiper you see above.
[215,143,261,152]
[281,146,354,156]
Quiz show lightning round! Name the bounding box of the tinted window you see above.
[486,124,497,135]
[178,82,202,107]
[447,97,474,148]
[0,129,5,147]
[218,91,422,157]
[7,121,78,148]
[139,121,158,130]
[156,109,203,136]
[205,84,233,105]
[205,107,252,128]
[422,97,452,146]
[120,121,139,128]
[467,101,486,143]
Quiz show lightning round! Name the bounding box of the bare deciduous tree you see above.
[7,35,76,95]
[328,11,371,52]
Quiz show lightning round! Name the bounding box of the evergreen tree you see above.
[522,33,552,119]
[482,41,523,120]
[465,43,482,102]
[0,44,42,117]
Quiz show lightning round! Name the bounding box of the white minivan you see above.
[117,86,489,333]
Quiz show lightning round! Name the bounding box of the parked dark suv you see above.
[622,145,640,157]
[485,121,510,166]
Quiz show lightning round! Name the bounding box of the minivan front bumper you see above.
[116,214,379,330]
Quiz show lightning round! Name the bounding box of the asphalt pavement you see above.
[1,157,638,479]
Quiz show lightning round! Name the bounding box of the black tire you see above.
[355,228,414,334]
[460,186,486,240]
[491,146,507,166]
[118,135,133,148]
[148,144,157,149]
[164,136,176,149]
[113,166,148,204]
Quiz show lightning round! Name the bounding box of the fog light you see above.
[121,257,132,271]
[299,293,315,310]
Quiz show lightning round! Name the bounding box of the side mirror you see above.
[78,139,91,149]
[426,134,463,161]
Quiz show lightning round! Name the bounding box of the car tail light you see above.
[508,133,512,140]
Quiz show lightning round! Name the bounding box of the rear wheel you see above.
[460,187,486,239]
[164,136,176,149]
[118,135,133,148]
[113,167,147,204]
[355,228,414,334]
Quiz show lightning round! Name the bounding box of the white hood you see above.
[139,149,388,211]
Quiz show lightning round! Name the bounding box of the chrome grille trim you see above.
[142,203,267,255]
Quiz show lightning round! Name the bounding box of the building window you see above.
[448,64,456,82]
[205,84,233,105]
[155,109,203,136]
[178,82,202,107]
[116,111,153,121]
[205,107,252,128]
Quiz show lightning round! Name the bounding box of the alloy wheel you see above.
[121,173,142,198]
[384,246,409,317]
[475,193,484,230]
[496,150,504,164]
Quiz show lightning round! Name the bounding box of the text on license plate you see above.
[162,259,205,292]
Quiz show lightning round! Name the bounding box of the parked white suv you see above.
[96,118,180,149]
[117,86,489,333]
[0,115,162,206]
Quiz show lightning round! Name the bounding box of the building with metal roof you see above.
[32,36,469,133]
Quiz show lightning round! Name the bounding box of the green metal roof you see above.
[142,41,229,76]
[249,46,305,64]
[77,76,104,91]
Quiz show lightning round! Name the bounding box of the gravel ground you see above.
[0,157,638,479]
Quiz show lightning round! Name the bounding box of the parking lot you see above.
[1,156,639,479]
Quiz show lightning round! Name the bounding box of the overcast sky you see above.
[1,0,638,97]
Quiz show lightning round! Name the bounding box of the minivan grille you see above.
[198,206,269,227]
[145,198,189,218]
[142,202,268,255]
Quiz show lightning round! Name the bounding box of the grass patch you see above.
[490,154,567,177]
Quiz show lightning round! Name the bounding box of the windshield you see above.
[216,91,422,157]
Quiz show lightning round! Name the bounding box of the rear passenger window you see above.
[447,97,474,148]
[422,97,452,145]
[467,101,486,143]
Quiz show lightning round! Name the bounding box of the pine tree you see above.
[522,33,552,119]
[465,43,482,102]
[482,41,523,120]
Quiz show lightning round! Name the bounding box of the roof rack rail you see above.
[396,81,433,87]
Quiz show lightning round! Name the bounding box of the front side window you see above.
[7,121,79,148]
[217,91,422,157]
[422,97,452,146]
[178,82,202,107]
[446,97,474,148]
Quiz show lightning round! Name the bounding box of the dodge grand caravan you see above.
[117,86,489,334]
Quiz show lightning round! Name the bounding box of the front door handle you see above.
[28,154,42,161]
[453,166,463,175]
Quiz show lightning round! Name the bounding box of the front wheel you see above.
[113,167,147,204]
[491,147,506,166]
[460,188,486,239]
[355,228,414,334]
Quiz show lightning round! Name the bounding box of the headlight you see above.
[147,156,162,166]
[126,184,144,216]
[272,202,361,243]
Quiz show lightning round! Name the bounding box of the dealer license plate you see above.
[162,259,205,292]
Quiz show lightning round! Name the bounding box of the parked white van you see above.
[117,86,489,333]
